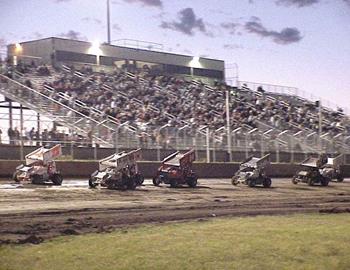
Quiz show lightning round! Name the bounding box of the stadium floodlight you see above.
[15,43,23,54]
[89,40,102,55]
[88,41,103,65]
[189,56,202,68]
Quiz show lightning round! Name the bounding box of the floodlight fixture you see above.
[189,56,202,68]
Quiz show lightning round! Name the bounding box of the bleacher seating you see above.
[1,61,349,153]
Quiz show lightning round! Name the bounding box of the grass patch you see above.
[1,214,350,270]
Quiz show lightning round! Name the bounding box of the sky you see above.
[0,0,349,110]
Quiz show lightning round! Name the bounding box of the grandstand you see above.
[0,37,349,163]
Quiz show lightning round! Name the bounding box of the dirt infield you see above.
[0,178,350,244]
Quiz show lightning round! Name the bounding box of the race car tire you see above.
[187,177,197,188]
[231,176,239,186]
[152,177,161,186]
[135,174,144,186]
[247,179,256,187]
[336,175,344,182]
[89,178,98,188]
[292,177,298,185]
[89,171,99,188]
[127,179,137,190]
[263,177,272,188]
[307,177,314,186]
[170,179,178,188]
[31,174,42,184]
[321,176,330,187]
[51,174,63,185]
[13,171,20,183]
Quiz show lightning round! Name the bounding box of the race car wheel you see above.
[263,177,272,188]
[336,175,344,182]
[187,177,197,188]
[89,171,99,188]
[152,177,161,186]
[51,174,63,185]
[170,179,178,188]
[31,174,42,184]
[89,178,98,188]
[321,177,330,187]
[12,171,20,183]
[135,174,144,185]
[127,179,137,190]
[292,177,298,185]
[231,176,239,186]
[247,179,256,187]
[307,177,314,186]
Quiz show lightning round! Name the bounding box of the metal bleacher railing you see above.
[1,65,349,163]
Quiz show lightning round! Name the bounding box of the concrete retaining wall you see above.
[2,144,346,164]
[1,160,350,178]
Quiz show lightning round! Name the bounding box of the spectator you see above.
[13,127,20,145]
[7,127,14,145]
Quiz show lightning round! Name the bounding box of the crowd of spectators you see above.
[0,61,348,151]
[4,126,92,147]
[231,88,346,135]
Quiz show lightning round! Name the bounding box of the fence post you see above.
[206,127,210,163]
[115,131,119,153]
[194,133,198,161]
[70,140,74,160]
[20,105,24,161]
[245,134,249,159]
[290,137,294,164]
[94,141,97,160]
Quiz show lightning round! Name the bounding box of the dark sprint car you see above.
[153,149,197,188]
[292,155,330,186]
[231,154,272,188]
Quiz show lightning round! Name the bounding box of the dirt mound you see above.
[319,208,350,214]
[18,235,43,245]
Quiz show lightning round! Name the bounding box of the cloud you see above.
[244,17,302,44]
[223,44,243,50]
[344,0,350,6]
[112,23,122,31]
[33,32,43,39]
[122,0,162,8]
[275,0,319,7]
[54,0,71,3]
[160,8,209,36]
[58,30,87,41]
[209,9,233,16]
[82,17,102,25]
[221,22,239,35]
[0,38,6,49]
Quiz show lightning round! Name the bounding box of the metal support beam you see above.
[206,127,210,163]
[20,105,24,161]
[9,100,13,129]
[226,90,232,162]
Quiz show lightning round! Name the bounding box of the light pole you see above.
[107,0,111,44]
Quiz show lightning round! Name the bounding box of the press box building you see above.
[7,37,225,83]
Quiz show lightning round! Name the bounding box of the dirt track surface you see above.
[1,178,350,244]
